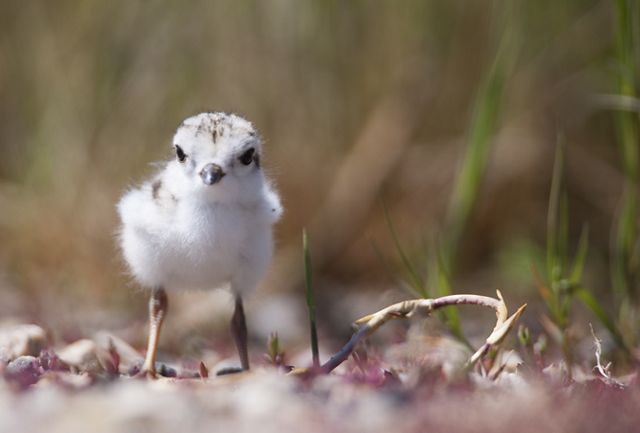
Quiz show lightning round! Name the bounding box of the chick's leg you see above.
[231,294,250,371]
[140,287,168,378]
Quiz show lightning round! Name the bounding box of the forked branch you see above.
[315,290,526,374]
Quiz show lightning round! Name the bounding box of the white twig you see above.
[589,323,625,388]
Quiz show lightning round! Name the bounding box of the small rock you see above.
[4,356,42,388]
[0,324,47,360]
[57,339,99,371]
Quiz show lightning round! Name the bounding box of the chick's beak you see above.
[200,163,226,185]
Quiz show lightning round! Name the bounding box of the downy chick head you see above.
[169,112,265,204]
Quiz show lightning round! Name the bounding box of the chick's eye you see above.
[238,147,255,166]
[175,145,187,162]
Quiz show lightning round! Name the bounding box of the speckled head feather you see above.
[164,112,268,204]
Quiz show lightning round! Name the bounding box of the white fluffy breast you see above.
[118,178,279,294]
[118,112,282,295]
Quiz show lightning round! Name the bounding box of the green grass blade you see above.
[558,191,570,276]
[303,229,320,368]
[382,202,427,297]
[570,224,590,285]
[435,251,472,349]
[446,39,509,263]
[369,237,425,299]
[546,137,564,285]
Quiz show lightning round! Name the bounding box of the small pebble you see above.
[4,356,42,388]
[0,324,47,360]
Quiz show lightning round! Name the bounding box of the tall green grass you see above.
[382,9,515,348]
[541,140,584,368]
[541,139,627,363]
[445,37,511,262]
[381,6,517,347]
[435,9,515,345]
[612,0,640,348]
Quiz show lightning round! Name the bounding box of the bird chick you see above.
[118,112,282,377]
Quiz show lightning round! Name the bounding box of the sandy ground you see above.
[1,368,639,433]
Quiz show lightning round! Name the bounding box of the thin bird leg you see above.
[139,288,168,378]
[231,295,250,371]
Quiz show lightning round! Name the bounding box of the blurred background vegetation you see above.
[0,1,638,362]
